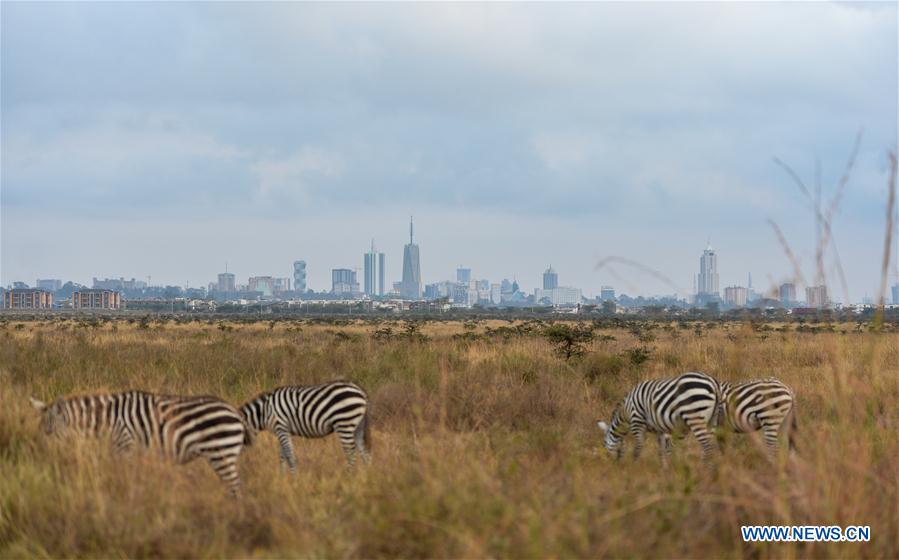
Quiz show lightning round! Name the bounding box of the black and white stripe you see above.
[717,377,796,455]
[30,390,249,496]
[597,371,721,463]
[240,381,371,473]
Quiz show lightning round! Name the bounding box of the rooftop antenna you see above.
[409,216,414,244]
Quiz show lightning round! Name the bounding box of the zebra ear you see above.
[597,421,609,433]
[30,397,47,412]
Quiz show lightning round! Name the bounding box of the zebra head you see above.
[597,406,625,459]
[30,397,69,436]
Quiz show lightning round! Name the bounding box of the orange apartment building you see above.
[72,289,122,310]
[3,289,53,309]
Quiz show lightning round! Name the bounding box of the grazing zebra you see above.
[716,377,796,456]
[239,381,371,473]
[30,390,249,496]
[597,371,721,463]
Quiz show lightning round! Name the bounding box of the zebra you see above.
[597,371,721,464]
[30,390,250,497]
[716,377,796,456]
[239,381,371,473]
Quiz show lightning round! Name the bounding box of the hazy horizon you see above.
[2,2,897,301]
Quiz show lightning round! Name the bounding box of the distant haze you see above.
[2,2,896,300]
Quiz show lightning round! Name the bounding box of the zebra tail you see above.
[787,406,798,452]
[360,408,372,454]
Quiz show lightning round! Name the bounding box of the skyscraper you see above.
[779,283,796,306]
[600,286,615,302]
[332,268,358,295]
[806,285,828,308]
[364,241,385,296]
[217,272,236,293]
[696,244,719,298]
[401,217,421,299]
[293,260,307,292]
[248,276,274,297]
[456,267,471,284]
[724,286,747,307]
[543,266,558,290]
[893,283,899,305]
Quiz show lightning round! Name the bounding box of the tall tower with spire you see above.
[401,216,421,299]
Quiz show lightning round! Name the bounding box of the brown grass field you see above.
[0,317,896,558]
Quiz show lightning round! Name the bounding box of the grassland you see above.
[0,317,896,558]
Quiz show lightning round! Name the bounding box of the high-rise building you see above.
[893,283,899,305]
[36,279,62,292]
[424,283,440,300]
[248,276,275,297]
[456,267,471,284]
[217,272,236,293]
[747,272,758,303]
[332,268,359,295]
[600,286,616,302]
[272,277,291,294]
[401,217,421,299]
[696,244,719,298]
[724,286,748,307]
[806,285,829,308]
[543,266,558,290]
[490,283,502,305]
[779,283,796,306]
[364,241,386,296]
[293,261,307,292]
[452,283,471,307]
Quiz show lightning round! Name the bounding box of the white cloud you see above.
[252,147,344,200]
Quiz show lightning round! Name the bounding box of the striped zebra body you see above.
[240,381,371,473]
[30,390,248,496]
[718,377,796,455]
[597,371,721,463]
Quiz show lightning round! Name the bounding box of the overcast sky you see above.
[2,2,896,301]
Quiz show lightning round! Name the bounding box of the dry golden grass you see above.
[1,318,897,558]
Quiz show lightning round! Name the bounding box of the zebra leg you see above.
[658,434,673,468]
[354,414,371,465]
[112,427,136,454]
[761,422,781,460]
[208,455,242,498]
[685,416,718,460]
[630,422,647,461]
[335,423,358,467]
[274,427,298,474]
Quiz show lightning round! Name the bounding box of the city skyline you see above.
[7,230,897,307]
[2,3,896,302]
